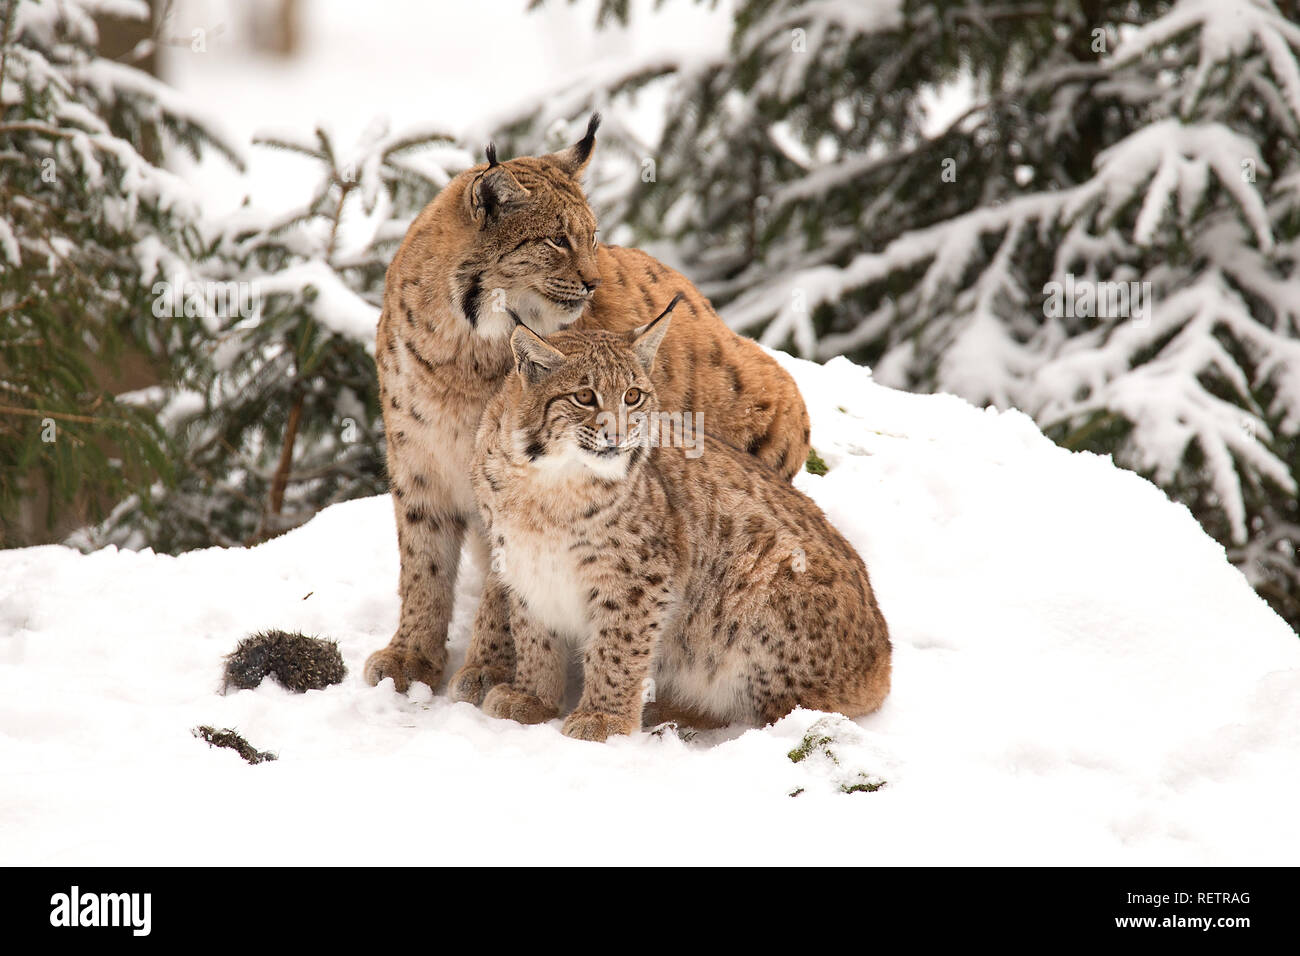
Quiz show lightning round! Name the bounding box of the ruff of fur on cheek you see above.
[508,422,637,484]
[508,420,557,464]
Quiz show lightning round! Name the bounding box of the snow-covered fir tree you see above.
[2,0,472,552]
[94,120,472,550]
[0,0,241,543]
[510,0,1300,632]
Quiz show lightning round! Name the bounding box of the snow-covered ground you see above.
[2,354,1296,865]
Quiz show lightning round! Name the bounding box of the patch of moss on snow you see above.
[805,448,829,476]
[787,717,886,795]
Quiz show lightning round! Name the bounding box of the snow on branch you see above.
[1033,269,1299,543]
[1070,120,1272,251]
[725,119,1274,355]
[78,59,248,168]
[252,260,381,350]
[724,186,1074,350]
[737,0,903,100]
[1108,0,1300,125]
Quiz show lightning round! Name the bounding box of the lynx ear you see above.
[469,144,530,226]
[630,292,682,373]
[543,113,601,179]
[510,324,565,383]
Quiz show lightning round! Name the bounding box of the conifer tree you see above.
[92,119,470,550]
[0,0,241,544]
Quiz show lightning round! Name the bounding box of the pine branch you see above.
[0,403,141,426]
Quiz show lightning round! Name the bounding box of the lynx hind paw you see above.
[561,709,635,743]
[449,664,512,705]
[363,646,444,695]
[482,684,557,725]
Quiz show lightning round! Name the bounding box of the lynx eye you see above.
[572,387,597,407]
[623,387,643,406]
[544,234,570,251]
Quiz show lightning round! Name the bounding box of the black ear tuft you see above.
[575,113,601,165]
[656,291,686,322]
[544,113,602,177]
[485,142,500,167]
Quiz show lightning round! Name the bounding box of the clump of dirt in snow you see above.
[222,629,346,694]
[193,726,277,765]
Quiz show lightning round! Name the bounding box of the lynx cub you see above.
[471,300,892,741]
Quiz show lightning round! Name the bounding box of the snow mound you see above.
[1,353,1296,864]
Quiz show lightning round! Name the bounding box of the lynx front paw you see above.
[482,684,557,724]
[449,664,512,705]
[363,645,445,694]
[561,709,635,742]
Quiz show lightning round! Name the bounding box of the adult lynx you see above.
[471,309,892,741]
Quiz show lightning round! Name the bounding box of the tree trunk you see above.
[268,390,304,518]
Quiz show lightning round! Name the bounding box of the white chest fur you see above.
[494,514,589,641]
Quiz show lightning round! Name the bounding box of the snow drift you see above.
[1,352,1296,865]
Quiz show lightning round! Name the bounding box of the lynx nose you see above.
[596,419,626,447]
[582,277,601,295]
